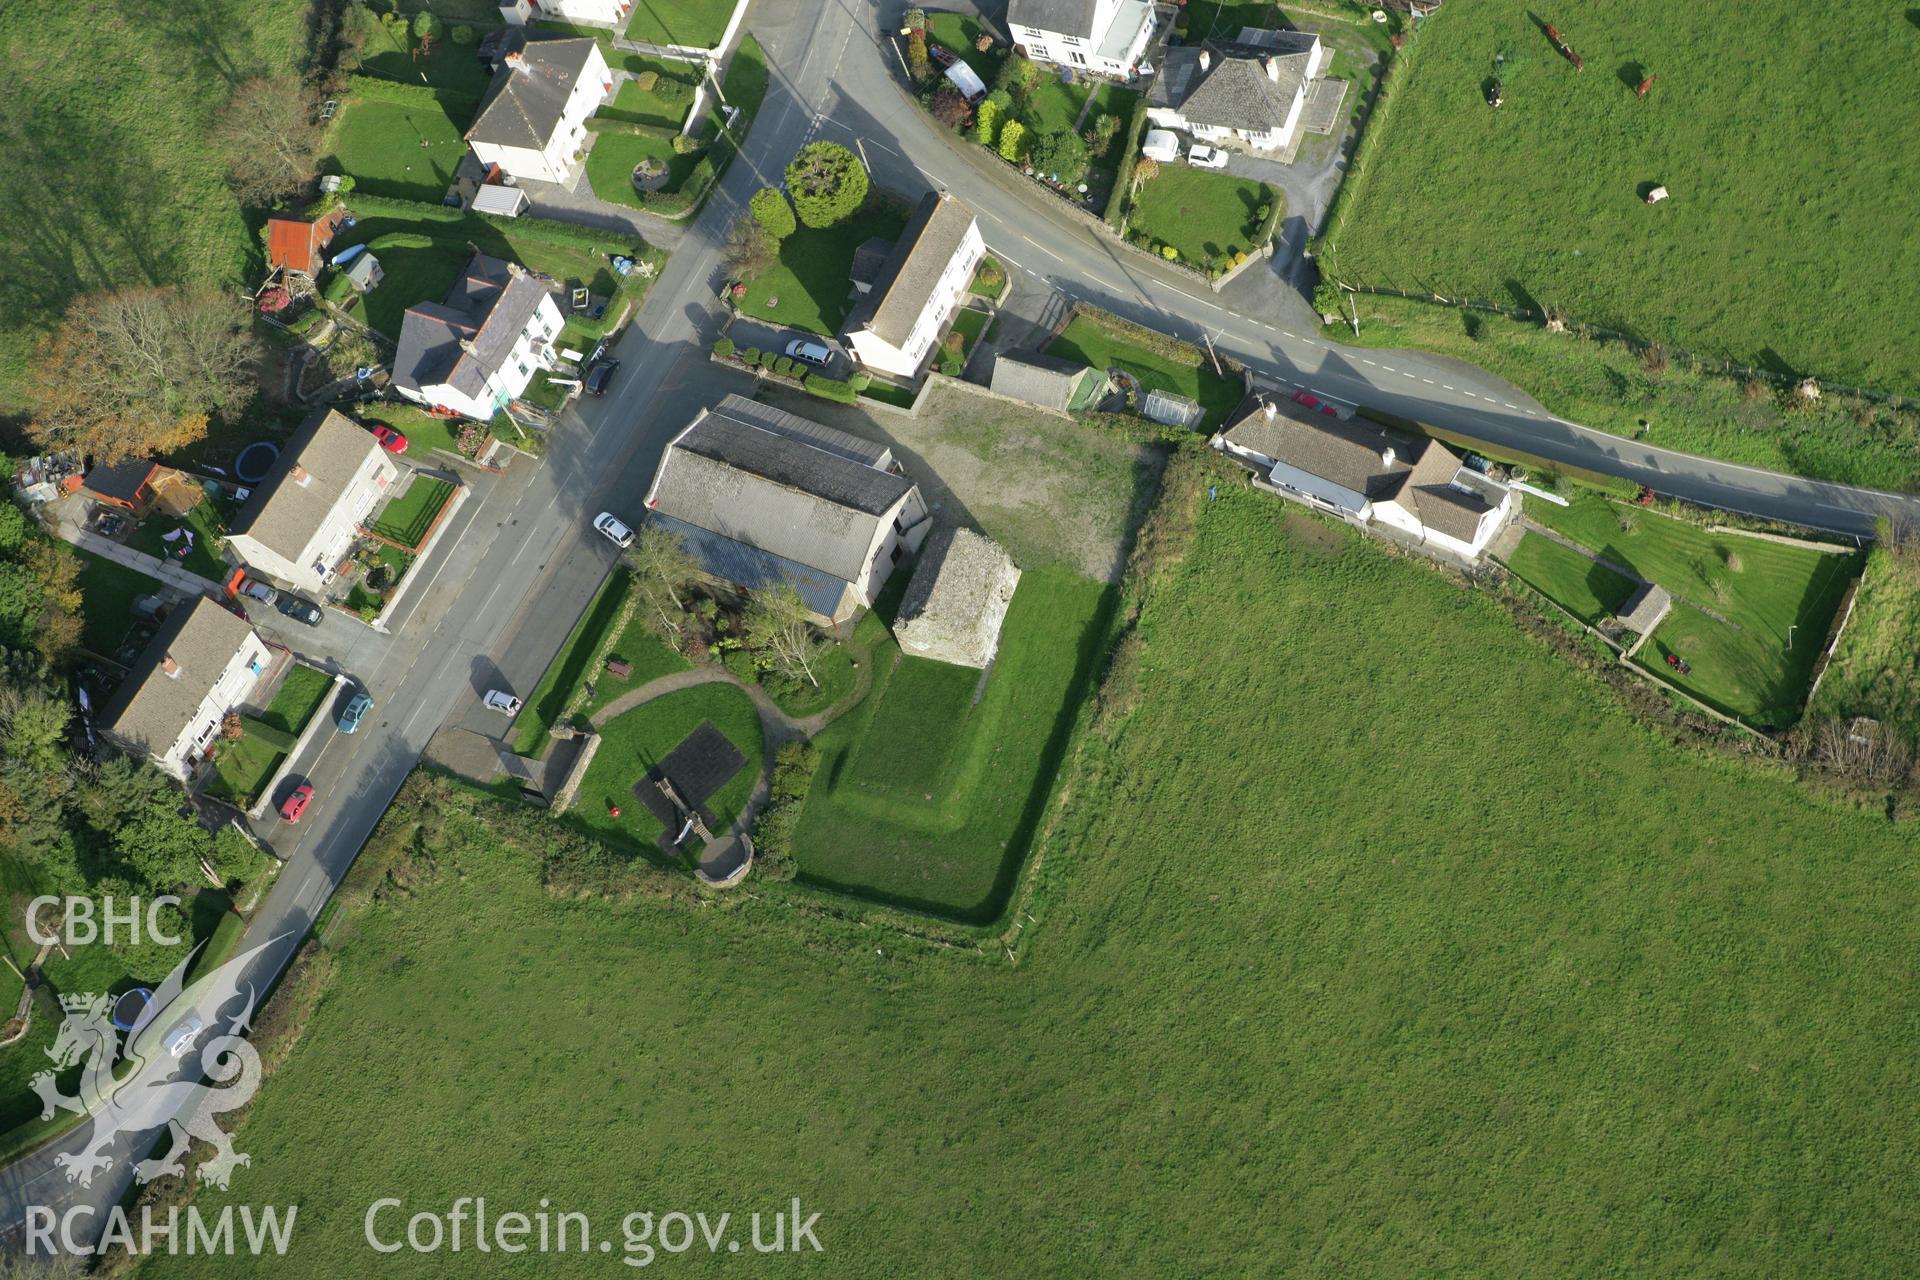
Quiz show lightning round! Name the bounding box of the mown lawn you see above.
[1127,165,1274,266]
[259,665,333,736]
[1325,0,1920,399]
[792,568,1113,919]
[1529,493,1860,725]
[0,0,307,410]
[127,497,231,584]
[511,570,631,754]
[568,683,762,853]
[72,550,164,656]
[368,476,455,548]
[144,458,1920,1278]
[1808,541,1920,745]
[347,241,469,339]
[624,0,736,49]
[1046,313,1242,429]
[323,98,468,202]
[579,612,694,718]
[597,61,700,129]
[1504,530,1636,624]
[735,204,910,337]
[203,729,285,806]
[924,12,1002,82]
[583,129,705,205]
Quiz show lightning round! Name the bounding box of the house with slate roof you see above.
[392,252,565,422]
[1148,31,1333,155]
[1008,0,1161,78]
[465,35,612,185]
[225,411,400,595]
[844,192,986,379]
[643,395,933,627]
[1214,395,1515,560]
[101,597,275,781]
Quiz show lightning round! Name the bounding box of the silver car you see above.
[483,690,523,716]
[593,512,635,548]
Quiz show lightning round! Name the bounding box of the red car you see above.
[279,783,314,823]
[371,425,408,453]
[1292,390,1320,409]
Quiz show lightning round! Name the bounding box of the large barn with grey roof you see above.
[643,396,933,626]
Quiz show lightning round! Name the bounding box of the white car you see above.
[1187,144,1230,170]
[593,511,635,548]
[784,339,832,368]
[164,1013,204,1058]
[1141,129,1180,162]
[483,690,524,716]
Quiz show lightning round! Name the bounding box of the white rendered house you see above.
[100,598,275,781]
[844,193,985,380]
[1147,33,1327,153]
[392,254,566,422]
[498,0,633,27]
[465,36,612,185]
[1007,0,1158,78]
[225,411,401,595]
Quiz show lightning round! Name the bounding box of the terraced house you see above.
[225,411,400,595]
[1008,0,1159,77]
[392,253,565,421]
[101,597,275,781]
[644,396,932,627]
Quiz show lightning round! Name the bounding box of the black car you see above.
[583,359,621,396]
[275,594,324,627]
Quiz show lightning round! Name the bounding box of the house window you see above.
[1029,44,1049,59]
[893,516,905,534]
[1069,51,1087,66]
[890,545,904,564]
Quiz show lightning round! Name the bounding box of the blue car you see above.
[339,692,373,734]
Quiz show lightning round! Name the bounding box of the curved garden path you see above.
[586,631,890,884]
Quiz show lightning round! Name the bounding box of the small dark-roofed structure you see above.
[846,192,978,349]
[851,237,895,293]
[989,351,1106,414]
[82,459,163,513]
[467,37,601,151]
[1616,581,1673,635]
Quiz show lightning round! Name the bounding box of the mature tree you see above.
[749,186,797,240]
[1031,130,1089,184]
[783,142,869,228]
[721,216,776,281]
[212,77,324,205]
[0,684,70,776]
[930,87,971,131]
[624,524,702,611]
[742,582,823,688]
[28,286,258,461]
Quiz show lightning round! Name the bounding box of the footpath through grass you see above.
[142,459,1920,1278]
[1324,0,1920,399]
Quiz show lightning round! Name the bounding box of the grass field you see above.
[368,477,455,548]
[1127,165,1274,266]
[1332,294,1920,491]
[323,98,469,202]
[1504,530,1637,624]
[72,550,163,656]
[1528,494,1859,725]
[791,568,1113,919]
[0,0,308,409]
[1808,542,1920,745]
[736,203,911,336]
[1046,313,1242,429]
[1324,0,1920,398]
[624,0,736,48]
[140,459,1920,1278]
[568,683,763,853]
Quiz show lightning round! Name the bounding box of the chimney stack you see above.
[161,654,180,678]
[291,463,311,487]
[1380,447,1396,467]
[1263,399,1277,419]
[1198,49,1211,72]
[1264,56,1281,83]
[504,50,527,74]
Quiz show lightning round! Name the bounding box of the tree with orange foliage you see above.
[27,286,257,462]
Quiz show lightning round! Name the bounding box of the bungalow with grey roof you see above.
[844,192,986,379]
[392,252,565,422]
[101,597,275,781]
[1214,395,1515,560]
[643,395,933,627]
